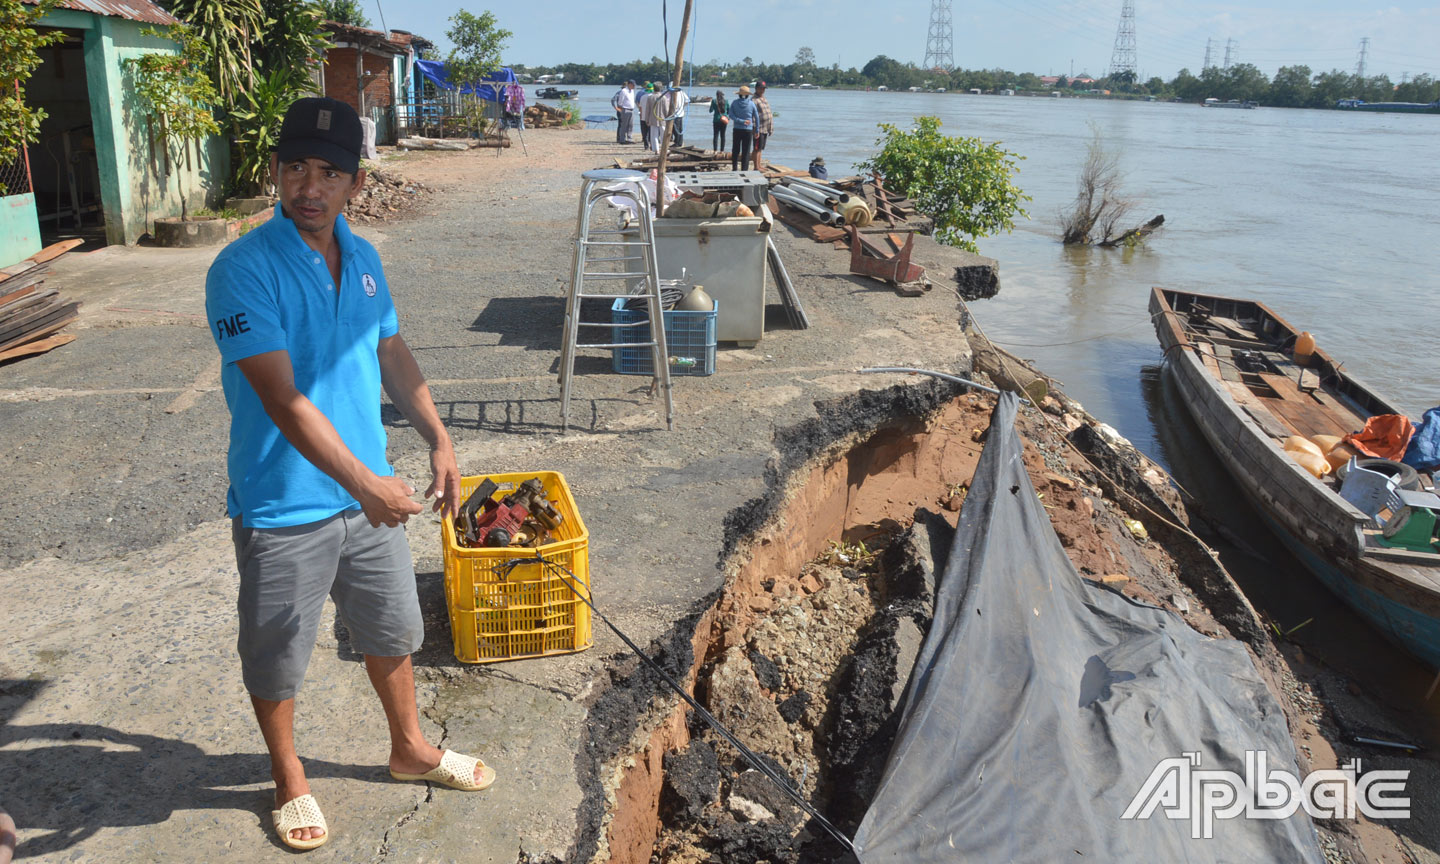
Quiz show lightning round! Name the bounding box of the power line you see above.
[1356,36,1370,79]
[1202,37,1214,70]
[1223,37,1236,69]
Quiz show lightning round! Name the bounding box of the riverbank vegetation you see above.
[859,116,1029,254]
[515,52,1439,109]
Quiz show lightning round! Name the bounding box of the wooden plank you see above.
[1212,342,1243,383]
[0,260,40,282]
[1206,315,1261,342]
[1311,391,1364,433]
[0,287,59,321]
[0,288,59,322]
[1195,340,1224,378]
[1258,372,1353,438]
[26,238,84,265]
[0,305,79,353]
[1222,378,1296,440]
[770,202,822,239]
[0,332,75,362]
[0,283,39,309]
[1192,332,1273,352]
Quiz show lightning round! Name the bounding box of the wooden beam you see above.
[0,332,75,363]
[652,0,696,218]
[27,238,83,265]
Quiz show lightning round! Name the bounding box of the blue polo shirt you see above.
[205,205,399,528]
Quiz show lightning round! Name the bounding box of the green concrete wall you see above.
[68,15,228,246]
[0,194,43,266]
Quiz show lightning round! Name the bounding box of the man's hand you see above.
[426,445,462,518]
[358,475,424,527]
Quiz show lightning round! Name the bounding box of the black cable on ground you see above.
[496,554,858,854]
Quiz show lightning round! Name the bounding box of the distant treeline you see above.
[512,53,1440,108]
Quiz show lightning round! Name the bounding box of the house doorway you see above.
[29,28,108,251]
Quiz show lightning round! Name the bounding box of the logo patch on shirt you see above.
[362,273,377,297]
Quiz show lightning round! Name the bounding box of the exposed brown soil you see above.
[599,391,1253,863]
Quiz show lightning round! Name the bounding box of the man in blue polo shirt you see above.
[206,98,492,851]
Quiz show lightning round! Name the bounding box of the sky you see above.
[371,0,1440,81]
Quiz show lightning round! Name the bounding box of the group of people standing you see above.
[612,79,774,172]
[712,81,772,172]
[611,80,691,151]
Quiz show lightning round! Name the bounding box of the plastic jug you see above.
[1294,331,1316,366]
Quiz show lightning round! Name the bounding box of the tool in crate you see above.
[454,476,564,548]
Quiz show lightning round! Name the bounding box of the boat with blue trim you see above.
[1150,287,1440,668]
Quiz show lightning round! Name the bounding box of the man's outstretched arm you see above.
[237,349,422,527]
[377,333,461,517]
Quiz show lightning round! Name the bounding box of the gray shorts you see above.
[232,510,423,701]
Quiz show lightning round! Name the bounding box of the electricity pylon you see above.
[1108,0,1137,80]
[924,0,954,70]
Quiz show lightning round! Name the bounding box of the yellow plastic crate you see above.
[441,471,592,664]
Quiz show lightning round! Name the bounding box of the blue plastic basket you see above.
[610,298,717,376]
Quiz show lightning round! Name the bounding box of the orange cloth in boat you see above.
[1342,414,1415,461]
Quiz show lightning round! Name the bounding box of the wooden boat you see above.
[1150,287,1440,668]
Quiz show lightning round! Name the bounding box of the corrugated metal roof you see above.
[25,0,178,26]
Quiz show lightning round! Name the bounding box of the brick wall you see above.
[324,47,393,115]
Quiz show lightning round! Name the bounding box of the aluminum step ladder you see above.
[558,168,674,432]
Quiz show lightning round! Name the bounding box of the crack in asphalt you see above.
[373,677,446,861]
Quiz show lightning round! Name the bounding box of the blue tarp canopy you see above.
[414,60,516,101]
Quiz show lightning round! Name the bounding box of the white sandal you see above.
[390,749,496,792]
[272,793,328,851]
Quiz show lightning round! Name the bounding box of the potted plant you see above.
[125,24,225,246]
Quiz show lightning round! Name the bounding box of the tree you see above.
[446,9,511,135]
[1395,73,1440,104]
[859,116,1030,254]
[446,9,511,85]
[794,46,815,67]
[163,0,264,103]
[318,0,368,27]
[1268,65,1311,108]
[1223,63,1269,103]
[257,0,329,72]
[1170,68,1203,101]
[125,25,222,221]
[1309,69,1356,108]
[0,0,66,194]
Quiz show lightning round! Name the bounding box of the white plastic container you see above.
[653,216,767,346]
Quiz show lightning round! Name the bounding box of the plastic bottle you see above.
[1294,331,1316,366]
[669,356,697,369]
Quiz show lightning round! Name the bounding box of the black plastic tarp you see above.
[853,393,1323,863]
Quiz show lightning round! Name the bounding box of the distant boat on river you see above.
[1151,287,1440,670]
[1203,97,1258,109]
[1336,98,1440,114]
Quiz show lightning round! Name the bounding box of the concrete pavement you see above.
[0,129,985,862]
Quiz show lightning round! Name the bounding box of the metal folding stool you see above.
[558,168,674,432]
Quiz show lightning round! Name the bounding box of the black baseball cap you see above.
[277,97,362,174]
